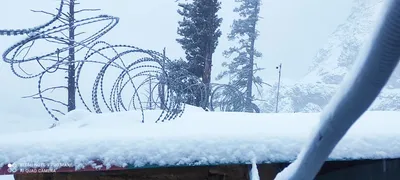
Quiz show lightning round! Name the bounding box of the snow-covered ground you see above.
[0,176,13,180]
[0,114,54,135]
[1,106,400,175]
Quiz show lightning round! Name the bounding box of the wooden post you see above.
[67,0,76,112]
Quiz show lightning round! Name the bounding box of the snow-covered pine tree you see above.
[217,0,263,112]
[176,0,222,108]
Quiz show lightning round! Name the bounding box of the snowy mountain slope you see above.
[303,0,388,85]
[261,0,400,113]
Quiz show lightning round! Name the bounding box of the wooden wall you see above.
[13,159,400,180]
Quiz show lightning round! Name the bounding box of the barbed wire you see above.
[1,0,260,123]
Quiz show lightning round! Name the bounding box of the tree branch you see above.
[21,86,68,98]
[31,9,69,22]
[75,8,101,13]
[26,96,68,107]
[31,9,56,17]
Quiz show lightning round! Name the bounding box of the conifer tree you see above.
[217,0,263,112]
[176,0,222,107]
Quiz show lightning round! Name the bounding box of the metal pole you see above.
[158,47,166,110]
[149,74,152,110]
[275,63,282,113]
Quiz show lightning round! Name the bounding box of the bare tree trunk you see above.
[67,0,76,112]
[201,36,213,108]
[245,37,255,112]
[202,42,212,109]
[245,1,259,113]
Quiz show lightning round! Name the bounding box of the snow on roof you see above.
[1,106,400,173]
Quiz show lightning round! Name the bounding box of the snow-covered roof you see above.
[1,106,400,174]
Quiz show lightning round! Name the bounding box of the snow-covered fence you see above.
[0,0,188,123]
[210,83,260,113]
[0,0,259,123]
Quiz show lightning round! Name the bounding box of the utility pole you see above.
[275,63,282,113]
[67,0,76,112]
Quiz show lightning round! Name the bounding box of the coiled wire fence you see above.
[0,0,259,123]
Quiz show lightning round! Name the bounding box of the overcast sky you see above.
[0,0,354,118]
